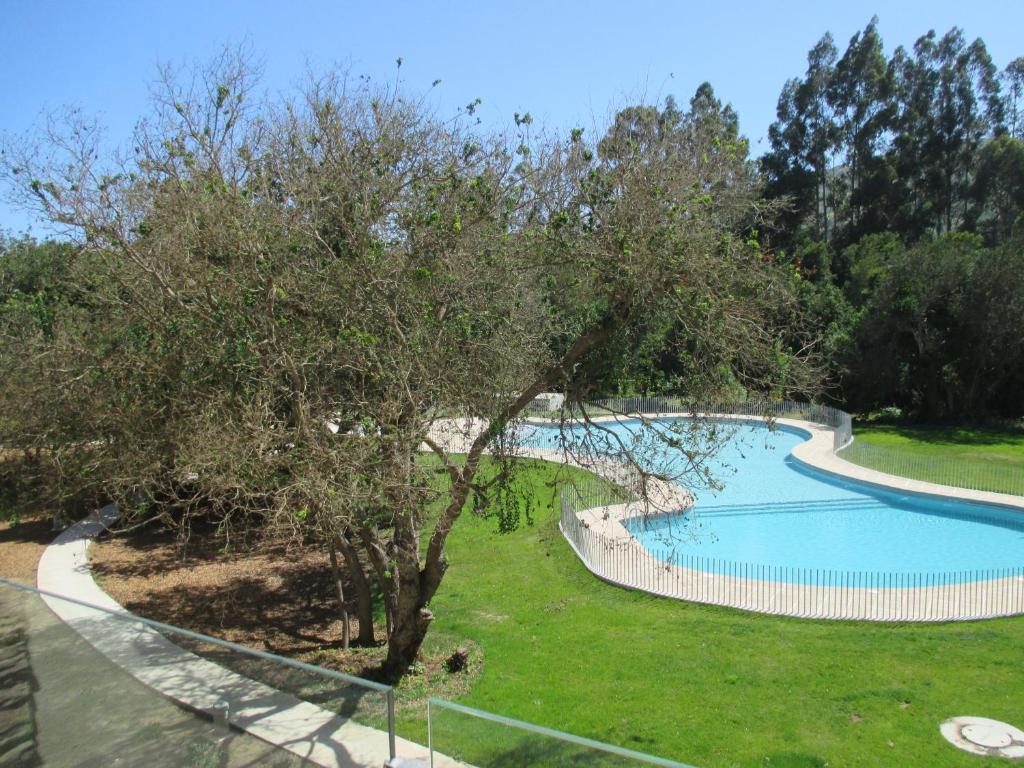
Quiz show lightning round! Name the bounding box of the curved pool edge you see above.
[538,411,1024,622]
[525,412,1024,511]
[784,421,1024,513]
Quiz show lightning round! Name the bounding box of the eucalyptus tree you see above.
[762,33,840,247]
[1003,57,1024,140]
[828,17,895,242]
[1,54,809,676]
[890,28,1003,238]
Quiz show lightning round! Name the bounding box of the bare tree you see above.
[1,52,811,676]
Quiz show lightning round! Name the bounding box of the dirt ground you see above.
[90,526,479,698]
[0,506,373,666]
[92,527,370,660]
[3,505,477,698]
[0,510,58,583]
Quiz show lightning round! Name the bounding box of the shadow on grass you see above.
[451,737,683,767]
[761,752,829,768]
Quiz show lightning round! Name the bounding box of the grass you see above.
[398,457,1024,767]
[840,423,1024,495]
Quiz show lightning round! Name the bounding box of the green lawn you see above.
[398,458,1024,767]
[840,423,1024,495]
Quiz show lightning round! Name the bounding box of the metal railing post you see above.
[387,688,397,761]
[427,698,434,768]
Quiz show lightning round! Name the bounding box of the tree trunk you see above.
[357,523,398,638]
[382,311,627,678]
[382,542,433,678]
[334,531,376,645]
[327,536,350,651]
[921,366,946,421]
[384,604,432,679]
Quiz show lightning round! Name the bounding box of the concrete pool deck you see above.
[434,412,1024,622]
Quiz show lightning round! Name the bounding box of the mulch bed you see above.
[90,525,481,701]
[5,504,479,702]
[91,527,367,661]
[0,511,57,583]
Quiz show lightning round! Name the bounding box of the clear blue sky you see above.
[2,0,1022,235]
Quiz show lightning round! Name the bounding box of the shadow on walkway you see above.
[2,586,309,767]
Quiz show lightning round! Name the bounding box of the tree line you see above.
[760,18,1024,421]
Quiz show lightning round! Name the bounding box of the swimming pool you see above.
[524,419,1024,584]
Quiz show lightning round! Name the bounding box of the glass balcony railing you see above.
[0,576,696,768]
[427,698,695,768]
[0,577,397,768]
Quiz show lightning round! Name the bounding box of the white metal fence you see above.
[837,439,1024,497]
[554,397,1024,622]
[559,501,1024,621]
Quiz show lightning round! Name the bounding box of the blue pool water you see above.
[523,419,1024,578]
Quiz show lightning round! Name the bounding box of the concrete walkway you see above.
[34,510,441,768]
[2,581,307,767]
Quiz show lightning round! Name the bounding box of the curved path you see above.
[35,507,440,768]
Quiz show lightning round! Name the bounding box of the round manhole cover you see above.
[963,724,1013,749]
[941,717,1024,759]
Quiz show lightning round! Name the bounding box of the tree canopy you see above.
[0,54,811,674]
[759,19,1023,421]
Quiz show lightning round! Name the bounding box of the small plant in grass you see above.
[445,647,470,673]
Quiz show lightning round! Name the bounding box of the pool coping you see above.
[792,429,1024,513]
[515,412,1024,621]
